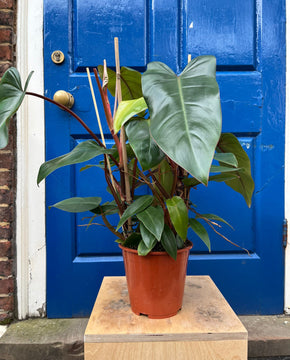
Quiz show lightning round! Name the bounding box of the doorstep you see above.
[0,316,289,360]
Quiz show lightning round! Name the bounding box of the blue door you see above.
[44,0,285,317]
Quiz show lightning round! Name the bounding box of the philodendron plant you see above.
[0,55,254,259]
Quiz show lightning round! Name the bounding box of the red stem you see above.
[26,91,119,168]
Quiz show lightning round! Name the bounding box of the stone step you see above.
[0,316,289,360]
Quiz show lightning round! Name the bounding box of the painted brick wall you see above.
[0,0,16,323]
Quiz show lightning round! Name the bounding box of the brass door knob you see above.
[53,90,74,109]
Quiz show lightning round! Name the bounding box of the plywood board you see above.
[85,276,247,343]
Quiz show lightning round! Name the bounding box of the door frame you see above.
[16,0,45,318]
[16,0,290,318]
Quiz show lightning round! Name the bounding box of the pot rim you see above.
[119,240,193,256]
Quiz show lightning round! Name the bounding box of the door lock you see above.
[51,50,65,64]
[53,90,74,109]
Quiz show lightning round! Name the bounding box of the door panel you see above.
[44,0,285,317]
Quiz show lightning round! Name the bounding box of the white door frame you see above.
[16,0,46,318]
[16,0,289,318]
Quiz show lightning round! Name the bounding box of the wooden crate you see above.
[84,276,247,360]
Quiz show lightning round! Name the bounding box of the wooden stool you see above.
[84,276,247,360]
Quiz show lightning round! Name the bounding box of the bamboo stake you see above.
[114,38,132,234]
[114,37,132,205]
[86,67,116,191]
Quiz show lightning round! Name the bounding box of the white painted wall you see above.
[16,0,45,318]
[16,0,290,317]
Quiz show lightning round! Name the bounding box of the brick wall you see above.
[0,0,16,323]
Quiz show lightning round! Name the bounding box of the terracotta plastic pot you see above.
[119,241,192,319]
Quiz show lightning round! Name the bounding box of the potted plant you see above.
[0,45,254,318]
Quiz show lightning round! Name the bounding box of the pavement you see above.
[0,316,289,359]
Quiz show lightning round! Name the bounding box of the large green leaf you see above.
[125,119,164,170]
[217,133,254,207]
[166,196,188,241]
[116,195,153,230]
[37,140,113,185]
[140,223,157,250]
[160,225,177,260]
[137,205,164,241]
[0,67,33,149]
[189,218,211,252]
[142,56,222,185]
[97,66,142,100]
[50,196,102,213]
[114,97,147,133]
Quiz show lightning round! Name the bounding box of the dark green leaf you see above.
[123,233,142,248]
[116,195,153,230]
[0,67,33,148]
[140,223,157,250]
[91,201,119,216]
[153,159,174,196]
[176,234,185,249]
[137,205,164,241]
[210,165,241,173]
[189,218,211,252]
[208,173,240,182]
[160,225,177,260]
[166,196,188,241]
[138,238,156,256]
[37,140,113,185]
[142,56,222,185]
[214,153,238,167]
[50,196,102,213]
[217,133,254,207]
[97,66,142,100]
[125,119,164,170]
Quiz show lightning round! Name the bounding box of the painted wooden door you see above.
[44,0,285,317]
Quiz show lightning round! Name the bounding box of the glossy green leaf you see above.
[125,119,164,170]
[214,153,238,167]
[217,133,254,207]
[196,213,233,229]
[140,223,157,249]
[37,140,113,185]
[142,56,222,185]
[50,196,102,213]
[138,238,156,256]
[97,66,142,100]
[210,165,241,173]
[114,97,148,133]
[160,225,177,260]
[166,196,188,241]
[0,67,33,149]
[189,218,211,252]
[116,195,153,230]
[137,205,164,241]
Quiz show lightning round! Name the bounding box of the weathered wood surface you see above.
[84,276,247,359]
